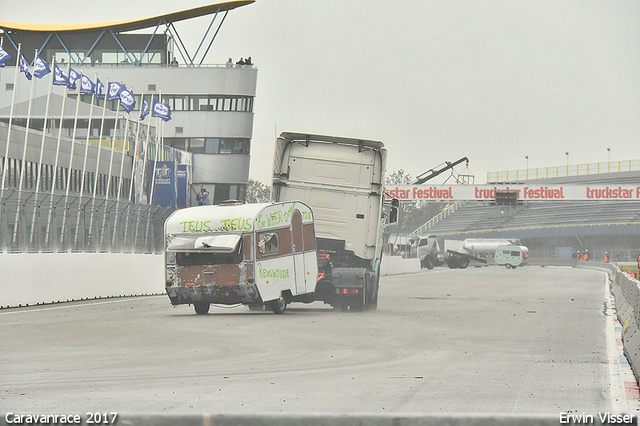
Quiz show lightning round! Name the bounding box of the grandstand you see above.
[411,164,640,260]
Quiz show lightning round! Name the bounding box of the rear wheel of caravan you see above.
[505,264,512,269]
[194,302,210,315]
[248,304,265,311]
[270,294,287,314]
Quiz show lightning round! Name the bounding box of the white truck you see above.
[417,235,488,269]
[271,132,392,311]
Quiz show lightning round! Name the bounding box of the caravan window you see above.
[258,232,279,256]
[167,234,243,266]
[510,251,521,257]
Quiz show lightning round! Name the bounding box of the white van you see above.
[164,201,318,314]
[494,245,529,269]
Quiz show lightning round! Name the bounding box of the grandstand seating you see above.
[426,200,640,236]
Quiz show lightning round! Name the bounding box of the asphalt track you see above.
[0,265,634,415]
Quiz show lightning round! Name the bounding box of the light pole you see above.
[525,155,529,179]
[565,151,569,175]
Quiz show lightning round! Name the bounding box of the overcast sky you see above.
[3,0,640,185]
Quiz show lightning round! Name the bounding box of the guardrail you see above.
[487,159,640,183]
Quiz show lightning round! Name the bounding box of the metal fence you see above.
[0,188,172,254]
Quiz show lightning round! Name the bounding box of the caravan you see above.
[164,201,318,314]
[494,245,529,269]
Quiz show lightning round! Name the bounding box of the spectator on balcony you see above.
[226,58,233,67]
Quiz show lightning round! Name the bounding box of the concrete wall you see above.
[0,253,164,308]
[608,263,640,385]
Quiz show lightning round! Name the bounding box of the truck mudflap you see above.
[322,267,369,311]
[166,282,262,306]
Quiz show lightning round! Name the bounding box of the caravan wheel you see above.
[194,302,210,315]
[270,294,287,314]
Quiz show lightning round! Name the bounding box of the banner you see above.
[176,165,189,208]
[152,161,176,208]
[383,184,640,202]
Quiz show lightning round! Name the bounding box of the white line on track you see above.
[0,296,160,315]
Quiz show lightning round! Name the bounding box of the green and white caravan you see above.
[164,201,318,314]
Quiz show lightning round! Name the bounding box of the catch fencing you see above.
[0,189,172,254]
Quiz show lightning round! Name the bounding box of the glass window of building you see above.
[205,139,219,153]
[189,138,205,154]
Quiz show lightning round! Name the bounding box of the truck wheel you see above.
[270,294,287,314]
[424,257,435,270]
[194,302,210,315]
[368,275,379,311]
[458,258,470,269]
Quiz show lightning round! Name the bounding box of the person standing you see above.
[604,252,609,263]
[196,188,209,206]
[583,250,589,261]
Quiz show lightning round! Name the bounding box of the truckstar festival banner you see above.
[383,184,640,201]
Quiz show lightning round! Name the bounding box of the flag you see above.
[33,55,51,79]
[107,81,126,101]
[119,88,136,113]
[80,75,96,95]
[139,97,149,121]
[19,55,32,80]
[96,78,105,100]
[53,64,70,87]
[0,46,12,67]
[152,100,172,122]
[68,67,81,89]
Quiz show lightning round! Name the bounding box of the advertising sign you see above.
[383,184,640,202]
[153,161,176,208]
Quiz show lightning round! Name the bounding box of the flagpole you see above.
[44,61,71,250]
[99,88,121,250]
[59,67,83,250]
[12,49,39,247]
[73,73,97,248]
[87,77,109,250]
[0,43,22,248]
[145,93,162,251]
[29,54,56,248]
[134,93,152,249]
[123,90,144,247]
[1,43,20,194]
[111,95,132,249]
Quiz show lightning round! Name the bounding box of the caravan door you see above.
[291,210,307,294]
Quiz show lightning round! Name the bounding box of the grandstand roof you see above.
[0,1,254,33]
